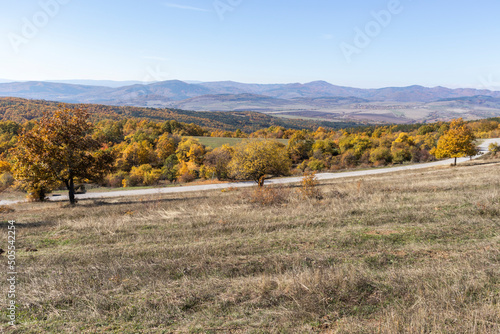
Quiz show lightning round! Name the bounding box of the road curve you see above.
[2,138,499,205]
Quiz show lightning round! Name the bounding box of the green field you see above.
[191,136,289,149]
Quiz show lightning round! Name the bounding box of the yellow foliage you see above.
[433,118,477,164]
[122,140,157,167]
[177,160,199,179]
[229,140,291,187]
[156,133,177,161]
[129,164,162,186]
[394,132,414,145]
[300,171,322,199]
[0,161,10,173]
[176,138,205,164]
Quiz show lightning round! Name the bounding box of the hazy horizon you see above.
[2,78,500,92]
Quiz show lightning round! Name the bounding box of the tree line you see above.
[1,108,499,204]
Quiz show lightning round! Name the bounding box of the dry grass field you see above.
[1,156,499,333]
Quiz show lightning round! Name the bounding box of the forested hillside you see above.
[1,105,499,200]
[0,97,358,132]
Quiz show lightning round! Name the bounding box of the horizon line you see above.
[0,78,497,92]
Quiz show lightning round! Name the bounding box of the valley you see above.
[1,80,500,124]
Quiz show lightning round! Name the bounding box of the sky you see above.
[1,0,500,89]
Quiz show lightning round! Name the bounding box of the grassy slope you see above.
[1,159,499,333]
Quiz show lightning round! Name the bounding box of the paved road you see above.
[2,138,499,205]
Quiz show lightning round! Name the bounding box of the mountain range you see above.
[1,80,500,123]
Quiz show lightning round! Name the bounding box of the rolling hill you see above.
[0,97,359,132]
[2,80,500,123]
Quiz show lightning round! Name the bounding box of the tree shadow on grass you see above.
[0,220,56,229]
[72,196,210,209]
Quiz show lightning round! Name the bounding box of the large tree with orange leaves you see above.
[13,108,114,204]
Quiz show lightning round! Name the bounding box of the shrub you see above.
[307,158,326,171]
[129,164,162,186]
[341,150,357,168]
[369,147,392,165]
[143,169,162,186]
[199,164,216,180]
[161,154,179,183]
[300,171,323,200]
[176,160,199,181]
[411,148,433,163]
[179,172,196,183]
[247,186,290,206]
[204,145,233,180]
[0,205,15,213]
[0,172,15,190]
[105,171,128,188]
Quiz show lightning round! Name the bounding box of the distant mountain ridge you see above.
[1,80,500,105]
[1,80,500,124]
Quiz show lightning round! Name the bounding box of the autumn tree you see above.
[13,108,114,204]
[161,154,179,183]
[175,138,206,181]
[119,140,157,170]
[203,145,233,180]
[489,142,500,154]
[432,118,477,165]
[0,121,20,158]
[155,133,179,161]
[287,130,314,163]
[228,140,291,187]
[0,160,14,192]
[129,164,162,186]
[369,147,392,165]
[391,132,414,163]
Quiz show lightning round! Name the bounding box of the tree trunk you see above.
[65,178,76,205]
[454,157,457,166]
[258,176,265,187]
[37,188,46,202]
[69,177,76,205]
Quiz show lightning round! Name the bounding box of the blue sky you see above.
[1,0,500,89]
